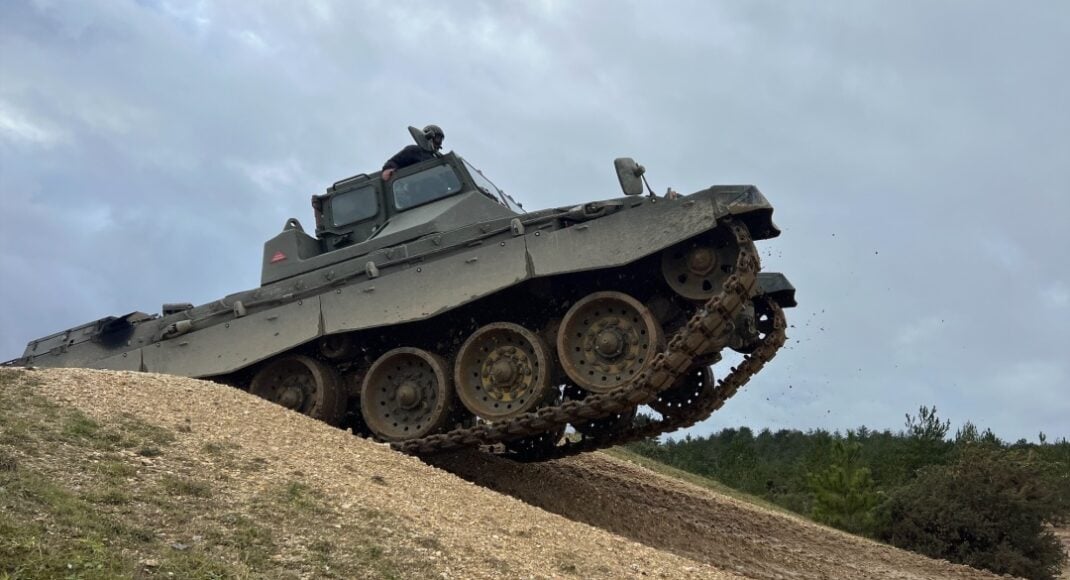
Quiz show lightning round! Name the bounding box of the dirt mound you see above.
[1,368,727,579]
[2,368,1005,579]
[427,451,1001,580]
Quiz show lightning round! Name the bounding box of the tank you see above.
[7,132,796,460]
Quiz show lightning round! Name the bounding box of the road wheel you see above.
[661,230,741,300]
[454,322,553,421]
[249,354,345,425]
[557,291,663,394]
[361,348,454,441]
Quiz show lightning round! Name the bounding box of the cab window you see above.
[392,165,463,210]
[463,159,524,212]
[330,185,378,226]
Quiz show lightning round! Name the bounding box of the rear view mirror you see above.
[408,126,434,152]
[614,158,645,196]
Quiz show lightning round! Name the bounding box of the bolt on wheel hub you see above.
[687,247,715,274]
[278,385,304,409]
[488,357,517,385]
[595,327,625,358]
[480,348,532,399]
[396,381,421,409]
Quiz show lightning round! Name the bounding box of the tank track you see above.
[393,218,787,459]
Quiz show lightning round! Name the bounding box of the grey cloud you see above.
[1,0,1067,442]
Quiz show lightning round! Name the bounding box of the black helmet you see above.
[423,124,445,141]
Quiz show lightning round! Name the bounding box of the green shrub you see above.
[876,447,1070,580]
[808,440,879,535]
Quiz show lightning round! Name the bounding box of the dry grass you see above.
[0,369,437,579]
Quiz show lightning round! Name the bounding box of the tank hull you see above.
[16,186,789,378]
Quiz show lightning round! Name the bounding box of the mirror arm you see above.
[641,173,657,198]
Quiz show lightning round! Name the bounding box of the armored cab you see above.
[11,133,795,459]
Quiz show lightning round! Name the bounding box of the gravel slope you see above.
[428,451,1004,580]
[5,368,1009,579]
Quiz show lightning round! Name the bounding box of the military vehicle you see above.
[7,127,795,460]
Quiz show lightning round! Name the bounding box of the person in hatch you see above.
[381,124,444,180]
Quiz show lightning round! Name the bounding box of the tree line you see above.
[625,406,1070,580]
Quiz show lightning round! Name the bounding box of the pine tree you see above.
[808,440,879,535]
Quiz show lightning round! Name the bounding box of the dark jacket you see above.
[383,145,435,171]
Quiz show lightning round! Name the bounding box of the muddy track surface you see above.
[427,450,1004,580]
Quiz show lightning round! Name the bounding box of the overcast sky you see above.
[2,1,1067,442]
